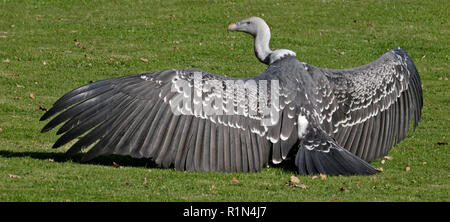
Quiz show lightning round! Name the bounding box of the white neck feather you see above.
[253,22,296,64]
[269,49,297,64]
[254,22,272,64]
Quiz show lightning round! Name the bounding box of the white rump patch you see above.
[297,114,308,139]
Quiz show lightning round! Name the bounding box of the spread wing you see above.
[310,47,423,162]
[40,67,297,172]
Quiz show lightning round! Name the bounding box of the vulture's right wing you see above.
[40,68,295,173]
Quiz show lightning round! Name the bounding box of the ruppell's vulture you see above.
[40,17,423,175]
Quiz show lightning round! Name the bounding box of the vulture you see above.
[40,17,423,176]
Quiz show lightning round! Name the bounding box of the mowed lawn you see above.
[0,0,448,201]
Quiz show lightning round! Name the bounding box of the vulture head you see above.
[227,17,295,65]
[227,16,270,37]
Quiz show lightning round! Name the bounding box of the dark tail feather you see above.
[295,128,377,176]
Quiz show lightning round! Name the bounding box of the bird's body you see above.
[40,17,422,175]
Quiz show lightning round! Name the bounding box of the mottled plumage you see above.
[40,17,422,175]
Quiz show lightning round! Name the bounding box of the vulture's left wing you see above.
[310,47,423,162]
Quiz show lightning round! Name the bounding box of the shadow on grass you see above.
[0,150,297,172]
[0,150,158,168]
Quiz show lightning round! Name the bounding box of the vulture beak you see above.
[227,22,238,32]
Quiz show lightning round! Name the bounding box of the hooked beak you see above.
[227,22,238,32]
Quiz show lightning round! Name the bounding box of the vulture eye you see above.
[246,21,251,25]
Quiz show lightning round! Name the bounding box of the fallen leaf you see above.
[112,162,121,168]
[423,162,427,165]
[381,160,386,164]
[296,183,308,189]
[230,177,239,183]
[339,51,345,55]
[0,128,2,133]
[339,187,345,192]
[143,177,147,185]
[107,58,115,63]
[43,61,48,65]
[125,182,130,186]
[210,185,217,190]
[0,35,7,39]
[285,181,308,189]
[421,55,426,59]
[356,181,361,186]
[48,158,54,162]
[36,106,47,111]
[384,156,394,160]
[71,30,78,33]
[13,96,23,100]
[320,174,327,180]
[286,176,308,189]
[437,141,448,145]
[29,93,35,99]
[147,169,152,173]
[8,174,20,179]
[16,83,25,88]
[376,167,384,172]
[311,175,318,180]
[140,58,149,62]
[405,166,411,172]
[74,39,85,49]
[290,175,300,184]
[445,77,449,81]
[3,58,10,63]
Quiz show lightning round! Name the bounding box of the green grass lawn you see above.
[0,0,448,201]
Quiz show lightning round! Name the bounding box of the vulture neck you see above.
[254,25,272,65]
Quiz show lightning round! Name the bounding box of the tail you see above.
[295,128,377,176]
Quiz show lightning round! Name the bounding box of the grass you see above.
[0,0,448,202]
